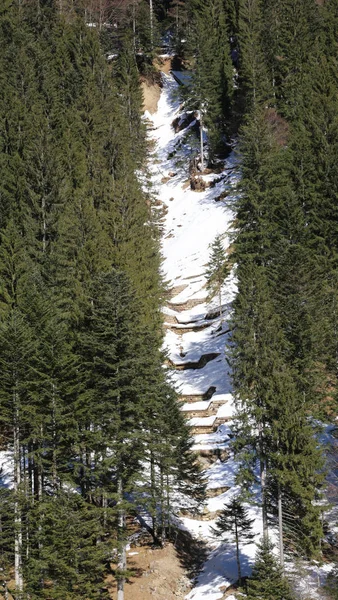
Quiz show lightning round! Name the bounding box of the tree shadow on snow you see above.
[172,527,210,580]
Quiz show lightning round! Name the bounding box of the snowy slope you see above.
[146,71,337,600]
[146,72,264,600]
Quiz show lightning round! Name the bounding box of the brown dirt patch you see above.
[142,81,161,115]
[141,57,172,114]
[109,543,192,600]
[154,56,172,74]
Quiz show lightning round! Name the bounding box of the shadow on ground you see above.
[173,528,210,580]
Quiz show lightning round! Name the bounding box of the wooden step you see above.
[179,386,216,404]
[206,486,230,498]
[179,508,222,521]
[190,425,215,435]
[168,352,220,371]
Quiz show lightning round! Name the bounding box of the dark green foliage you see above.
[23,491,114,600]
[205,234,229,319]
[0,3,198,596]
[0,488,14,596]
[187,0,234,156]
[246,538,294,600]
[212,498,254,584]
[73,269,145,499]
[238,0,270,108]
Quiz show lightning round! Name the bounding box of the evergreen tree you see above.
[205,234,229,321]
[238,0,270,108]
[187,0,234,158]
[0,488,14,600]
[116,32,145,161]
[246,538,294,600]
[212,498,254,585]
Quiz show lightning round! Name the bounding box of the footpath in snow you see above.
[146,71,263,600]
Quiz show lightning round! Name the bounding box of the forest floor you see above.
[141,55,171,114]
[109,542,190,600]
[141,80,161,114]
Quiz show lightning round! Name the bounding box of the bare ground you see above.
[109,542,192,600]
[108,527,209,600]
[141,56,172,114]
[141,81,161,114]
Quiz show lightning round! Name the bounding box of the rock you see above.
[190,175,206,191]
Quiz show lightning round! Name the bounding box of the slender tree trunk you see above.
[166,473,171,537]
[132,1,136,50]
[117,477,126,600]
[42,194,46,253]
[278,482,284,570]
[14,402,23,597]
[259,424,268,539]
[52,382,58,490]
[218,285,222,322]
[150,451,158,542]
[235,519,242,585]
[149,0,153,49]
[200,111,204,171]
[160,466,165,544]
[0,512,9,600]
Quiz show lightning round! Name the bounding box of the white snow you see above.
[0,450,13,488]
[216,402,234,419]
[189,416,216,428]
[181,400,213,412]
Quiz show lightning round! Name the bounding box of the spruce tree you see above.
[246,538,294,600]
[238,0,270,108]
[212,498,254,585]
[205,234,229,321]
[187,0,234,158]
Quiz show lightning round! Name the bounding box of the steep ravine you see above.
[145,66,337,600]
[145,67,261,600]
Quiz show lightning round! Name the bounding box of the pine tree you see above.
[205,234,229,321]
[238,0,270,108]
[116,32,145,161]
[187,0,234,159]
[212,498,254,585]
[24,490,113,600]
[0,309,35,597]
[231,261,325,553]
[246,538,294,600]
[0,488,14,600]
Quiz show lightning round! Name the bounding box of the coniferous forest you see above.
[1,0,338,599]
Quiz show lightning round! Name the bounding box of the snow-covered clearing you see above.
[146,71,337,600]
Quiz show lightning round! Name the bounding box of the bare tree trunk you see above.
[14,402,23,597]
[278,483,284,570]
[160,466,165,544]
[150,452,158,542]
[132,1,136,50]
[166,473,171,537]
[235,520,242,586]
[117,477,126,600]
[218,286,222,323]
[149,0,153,49]
[200,111,204,171]
[259,424,268,539]
[42,194,46,253]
